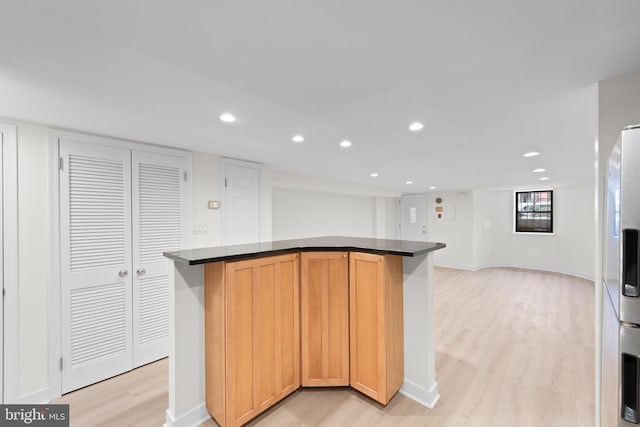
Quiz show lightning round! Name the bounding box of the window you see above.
[515,190,553,233]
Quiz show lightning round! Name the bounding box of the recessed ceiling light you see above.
[369,173,379,177]
[340,140,352,148]
[539,177,550,181]
[219,113,236,123]
[292,135,304,143]
[429,186,436,190]
[522,151,540,157]
[409,122,424,131]
[405,180,414,185]
[533,168,546,173]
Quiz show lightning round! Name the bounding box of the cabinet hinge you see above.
[58,157,64,171]
[2,288,5,297]
[59,358,63,371]
[184,171,188,182]
[225,178,228,188]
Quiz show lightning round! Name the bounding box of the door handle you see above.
[622,353,640,423]
[623,229,639,297]
[136,268,146,276]
[119,269,129,278]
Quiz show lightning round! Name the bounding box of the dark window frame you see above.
[514,189,553,234]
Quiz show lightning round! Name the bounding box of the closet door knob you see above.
[137,268,146,276]
[119,269,129,278]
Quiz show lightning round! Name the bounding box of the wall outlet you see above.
[527,247,541,257]
[193,224,208,234]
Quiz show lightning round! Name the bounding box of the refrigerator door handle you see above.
[623,229,640,297]
[622,353,640,423]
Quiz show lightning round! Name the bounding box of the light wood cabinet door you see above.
[300,252,349,386]
[205,253,300,427]
[349,252,404,405]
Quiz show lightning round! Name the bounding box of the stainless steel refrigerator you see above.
[603,124,640,426]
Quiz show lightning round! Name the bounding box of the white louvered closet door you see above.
[132,151,186,367]
[59,140,133,394]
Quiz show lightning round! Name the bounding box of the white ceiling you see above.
[1,1,640,193]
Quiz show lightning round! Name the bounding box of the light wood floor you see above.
[53,267,595,427]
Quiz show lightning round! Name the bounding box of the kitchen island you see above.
[163,236,445,427]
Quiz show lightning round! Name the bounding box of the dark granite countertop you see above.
[163,236,446,265]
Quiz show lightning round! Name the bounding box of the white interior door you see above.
[400,194,427,241]
[223,160,261,245]
[132,151,186,367]
[60,140,133,393]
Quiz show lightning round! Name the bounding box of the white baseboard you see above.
[164,404,211,427]
[400,380,439,409]
[433,262,475,271]
[473,263,594,282]
[11,387,52,404]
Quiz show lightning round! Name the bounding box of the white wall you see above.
[273,188,377,239]
[272,171,399,241]
[376,197,400,239]
[17,122,51,397]
[260,165,273,242]
[474,185,594,279]
[191,153,222,248]
[421,185,595,279]
[273,171,399,198]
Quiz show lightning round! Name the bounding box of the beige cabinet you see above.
[204,253,300,427]
[349,252,404,405]
[300,252,350,386]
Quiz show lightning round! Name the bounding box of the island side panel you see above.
[168,262,207,425]
[401,253,439,408]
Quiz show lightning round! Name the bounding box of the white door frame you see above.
[48,129,192,399]
[220,157,263,246]
[1,124,18,403]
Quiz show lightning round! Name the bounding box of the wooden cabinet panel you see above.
[349,252,403,405]
[204,262,225,426]
[349,252,384,400]
[300,252,349,386]
[255,262,276,412]
[228,264,256,424]
[384,255,405,401]
[277,256,300,395]
[205,253,300,427]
